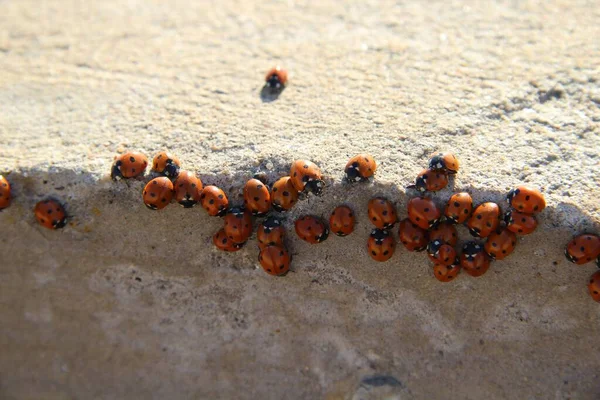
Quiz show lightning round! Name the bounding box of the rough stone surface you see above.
[1,0,599,399]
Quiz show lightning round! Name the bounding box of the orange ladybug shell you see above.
[259,245,291,276]
[467,202,500,238]
[200,186,229,216]
[345,154,377,182]
[173,171,203,208]
[329,205,355,237]
[295,216,329,244]
[367,229,396,262]
[407,197,441,230]
[271,176,299,212]
[213,228,244,252]
[143,177,174,210]
[398,218,429,252]
[0,175,11,210]
[429,223,458,246]
[507,186,546,214]
[244,178,271,216]
[427,240,457,266]
[433,260,460,283]
[257,217,285,250]
[588,270,600,303]
[445,192,473,224]
[460,241,491,277]
[34,199,67,229]
[152,151,181,178]
[504,209,537,235]
[223,207,253,244]
[485,229,517,260]
[289,160,324,195]
[265,66,288,88]
[368,197,398,229]
[111,151,148,180]
[413,168,449,192]
[564,234,600,265]
[429,152,459,174]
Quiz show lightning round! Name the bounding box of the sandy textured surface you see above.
[1,0,600,399]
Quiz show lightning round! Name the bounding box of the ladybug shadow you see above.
[259,84,285,103]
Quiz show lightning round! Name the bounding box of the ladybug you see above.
[345,154,377,182]
[506,185,546,214]
[257,217,286,250]
[244,178,271,216]
[213,228,245,252]
[329,205,355,237]
[223,207,253,244]
[504,209,537,235]
[295,215,329,244]
[564,234,600,265]
[409,168,449,192]
[427,240,457,266]
[259,245,291,276]
[271,176,299,212]
[433,258,461,283]
[173,171,203,208]
[485,228,517,260]
[460,241,491,277]
[111,151,148,180]
[407,197,441,230]
[367,229,396,262]
[397,218,428,252]
[143,177,174,210]
[34,199,67,229]
[429,222,458,246]
[588,270,600,303]
[467,202,500,238]
[368,197,398,229]
[290,160,325,196]
[152,151,181,179]
[265,66,288,90]
[0,175,11,210]
[200,186,229,216]
[428,152,459,174]
[444,192,473,224]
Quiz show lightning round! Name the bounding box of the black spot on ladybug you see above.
[130,156,135,162]
[257,185,263,189]
[150,193,156,197]
[273,187,278,192]
[209,199,214,204]
[222,238,227,244]
[218,194,224,199]
[383,210,388,216]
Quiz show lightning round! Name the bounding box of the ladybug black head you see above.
[266,74,282,89]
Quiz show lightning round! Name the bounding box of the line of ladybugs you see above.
[0,66,598,299]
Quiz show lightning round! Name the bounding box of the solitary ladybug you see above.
[367,229,396,262]
[0,175,11,210]
[259,245,291,276]
[290,160,325,196]
[265,66,288,90]
[295,215,329,244]
[200,186,229,216]
[409,169,449,192]
[329,205,355,237]
[244,178,271,216]
[345,154,377,182]
[152,151,181,179]
[506,185,546,214]
[271,176,299,212]
[407,197,441,230]
[143,177,174,210]
[368,197,398,229]
[428,152,459,174]
[111,151,148,180]
[564,234,600,265]
[444,192,473,224]
[257,217,286,251]
[173,171,203,208]
[397,218,428,252]
[213,228,245,252]
[34,199,67,229]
